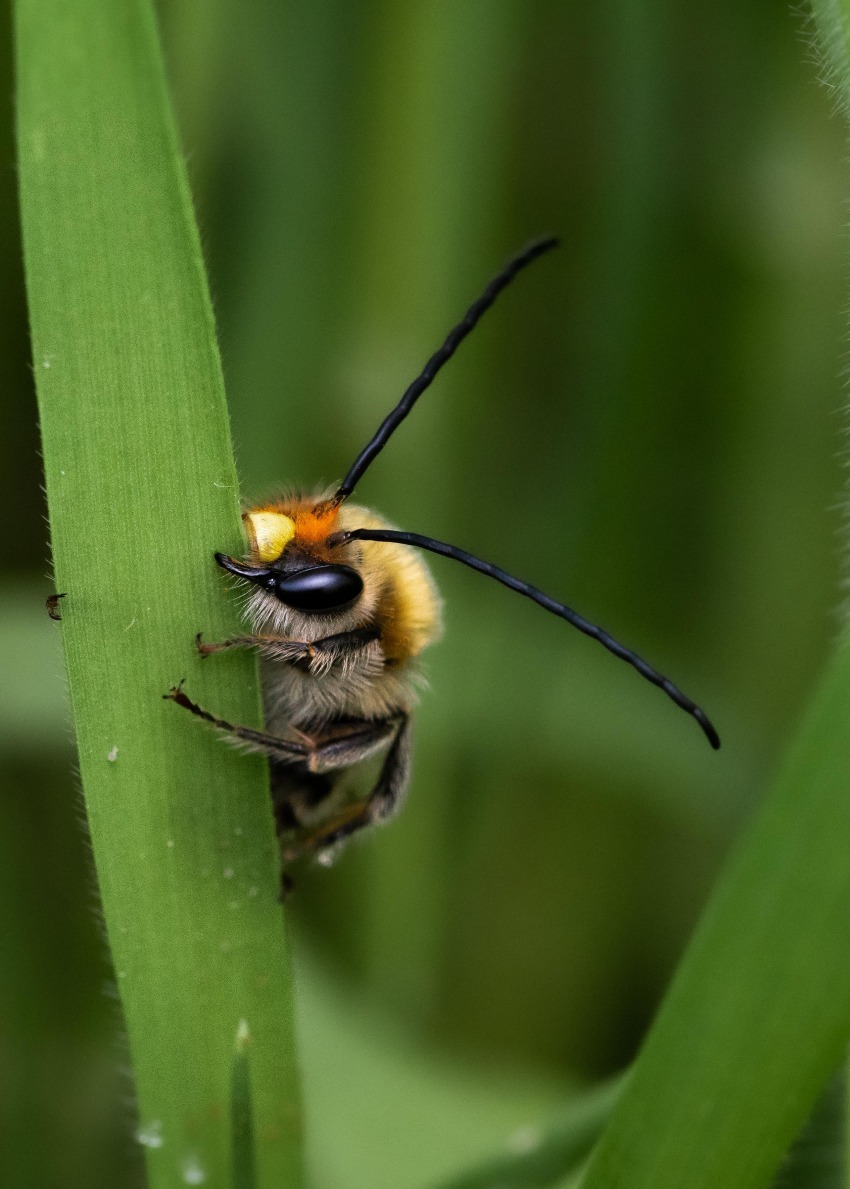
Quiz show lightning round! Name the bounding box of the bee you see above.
[166,238,719,877]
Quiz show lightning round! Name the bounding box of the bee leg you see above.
[46,592,67,620]
[196,628,380,670]
[305,718,401,774]
[310,626,381,656]
[301,628,383,677]
[195,632,268,657]
[196,633,318,673]
[265,630,380,680]
[272,767,338,830]
[284,715,412,859]
[163,683,309,764]
[196,633,318,669]
[363,713,412,823]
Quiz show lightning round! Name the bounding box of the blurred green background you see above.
[2,1,846,1186]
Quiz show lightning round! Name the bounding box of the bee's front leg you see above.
[195,632,312,663]
[196,627,381,675]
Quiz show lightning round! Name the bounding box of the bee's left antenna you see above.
[327,236,559,508]
[329,526,721,750]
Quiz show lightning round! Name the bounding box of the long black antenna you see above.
[330,527,721,750]
[330,237,559,506]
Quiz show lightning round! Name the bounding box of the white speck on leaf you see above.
[247,886,258,898]
[508,1125,541,1155]
[107,746,118,762]
[223,867,234,879]
[167,839,174,849]
[182,1156,206,1184]
[137,1121,163,1149]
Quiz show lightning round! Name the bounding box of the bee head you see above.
[216,506,364,613]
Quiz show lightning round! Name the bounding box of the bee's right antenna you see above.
[326,236,559,509]
[329,526,721,750]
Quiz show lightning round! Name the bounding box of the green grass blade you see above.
[771,1067,845,1189]
[231,1020,258,1189]
[575,645,850,1189]
[15,1,303,1186]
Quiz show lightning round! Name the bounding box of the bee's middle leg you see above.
[304,718,402,774]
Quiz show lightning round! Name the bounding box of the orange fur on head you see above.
[244,496,340,559]
[292,503,340,547]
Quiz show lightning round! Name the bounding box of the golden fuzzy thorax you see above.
[239,496,442,731]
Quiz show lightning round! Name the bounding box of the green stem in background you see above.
[810,8,850,1186]
[431,1077,622,1189]
[771,1066,845,1189]
[15,1,302,1186]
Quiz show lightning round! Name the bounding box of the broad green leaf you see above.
[577,647,850,1188]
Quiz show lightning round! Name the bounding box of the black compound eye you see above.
[270,565,363,612]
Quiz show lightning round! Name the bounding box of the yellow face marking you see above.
[245,511,296,562]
